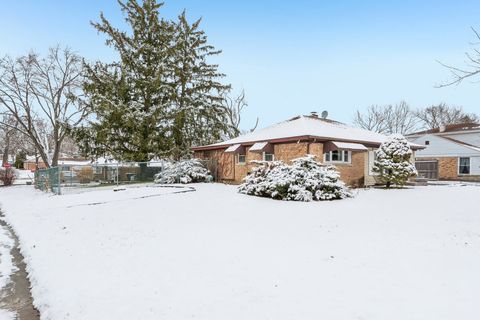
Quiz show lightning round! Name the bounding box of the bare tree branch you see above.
[437,27,480,87]
[0,46,87,167]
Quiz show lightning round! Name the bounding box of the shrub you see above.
[373,135,417,188]
[238,155,352,201]
[0,167,17,186]
[154,159,213,184]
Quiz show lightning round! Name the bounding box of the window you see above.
[324,150,351,163]
[237,154,246,164]
[459,157,470,174]
[263,153,274,162]
[425,140,430,145]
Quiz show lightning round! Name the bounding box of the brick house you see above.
[407,123,480,181]
[192,113,423,187]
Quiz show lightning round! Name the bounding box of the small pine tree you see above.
[373,135,417,188]
[14,151,27,169]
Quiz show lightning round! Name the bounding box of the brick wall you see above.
[309,142,324,161]
[334,151,366,187]
[438,157,458,180]
[415,156,480,181]
[233,147,262,182]
[194,142,369,186]
[274,142,309,163]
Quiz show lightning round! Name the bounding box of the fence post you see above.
[57,167,62,195]
[116,163,119,187]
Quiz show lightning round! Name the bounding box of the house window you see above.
[459,157,470,174]
[324,150,351,163]
[237,154,246,164]
[425,140,430,145]
[263,153,274,162]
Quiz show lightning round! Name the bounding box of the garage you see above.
[415,160,438,180]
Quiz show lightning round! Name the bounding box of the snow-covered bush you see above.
[154,159,213,184]
[0,167,17,186]
[373,135,417,188]
[238,155,352,201]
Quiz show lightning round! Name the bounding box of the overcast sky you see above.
[2,0,479,129]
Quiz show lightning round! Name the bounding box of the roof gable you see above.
[409,123,480,135]
[411,134,480,157]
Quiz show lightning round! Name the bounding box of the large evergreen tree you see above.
[80,0,175,162]
[170,12,231,159]
[78,0,232,161]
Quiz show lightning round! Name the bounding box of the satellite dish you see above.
[321,110,328,119]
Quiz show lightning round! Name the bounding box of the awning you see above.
[249,141,274,153]
[332,141,368,151]
[324,141,368,152]
[225,144,245,154]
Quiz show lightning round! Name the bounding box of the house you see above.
[407,123,480,181]
[192,113,423,187]
[23,156,47,171]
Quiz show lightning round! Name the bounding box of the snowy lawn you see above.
[0,183,479,320]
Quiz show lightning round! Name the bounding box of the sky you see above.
[1,0,480,130]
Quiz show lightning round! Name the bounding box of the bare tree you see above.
[0,46,87,167]
[414,103,479,129]
[0,115,14,165]
[437,27,480,87]
[223,90,258,138]
[353,101,418,135]
[0,113,42,167]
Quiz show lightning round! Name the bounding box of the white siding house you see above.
[407,124,480,181]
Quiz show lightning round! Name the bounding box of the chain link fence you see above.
[34,167,61,195]
[33,159,218,195]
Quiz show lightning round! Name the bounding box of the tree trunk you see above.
[2,143,9,166]
[51,143,61,167]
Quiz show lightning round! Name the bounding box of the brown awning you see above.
[324,141,368,152]
[224,144,246,154]
[248,142,274,153]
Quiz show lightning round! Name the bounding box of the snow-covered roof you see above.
[194,115,423,150]
[58,159,92,166]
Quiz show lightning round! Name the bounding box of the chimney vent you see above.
[310,111,319,118]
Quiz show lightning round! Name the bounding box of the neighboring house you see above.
[23,156,47,170]
[407,123,480,181]
[192,113,423,187]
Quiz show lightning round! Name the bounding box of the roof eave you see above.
[192,135,392,152]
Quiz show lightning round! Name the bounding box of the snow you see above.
[331,141,368,150]
[224,144,242,153]
[0,309,16,320]
[239,155,352,201]
[201,116,424,149]
[0,225,16,291]
[0,184,479,319]
[154,159,212,184]
[248,141,269,151]
[0,223,17,320]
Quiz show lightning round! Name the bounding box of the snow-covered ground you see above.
[0,183,479,320]
[13,169,34,186]
[0,223,17,320]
